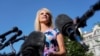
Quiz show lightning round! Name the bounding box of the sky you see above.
[0,0,100,54]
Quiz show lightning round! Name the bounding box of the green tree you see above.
[64,37,94,56]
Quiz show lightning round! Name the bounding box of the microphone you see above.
[55,14,89,51]
[13,35,27,43]
[77,1,100,28]
[55,1,100,51]
[55,1,100,34]
[0,27,19,43]
[19,31,45,56]
[0,30,22,50]
[92,0,100,11]
[0,27,19,38]
[55,14,73,36]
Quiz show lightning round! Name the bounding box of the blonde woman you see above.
[34,8,66,56]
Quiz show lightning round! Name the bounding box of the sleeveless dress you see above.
[43,28,59,56]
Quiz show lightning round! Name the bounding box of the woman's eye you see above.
[40,13,44,15]
[40,12,49,15]
[46,13,49,15]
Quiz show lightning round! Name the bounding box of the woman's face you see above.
[39,10,50,24]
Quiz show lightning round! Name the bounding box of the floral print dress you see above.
[43,28,59,56]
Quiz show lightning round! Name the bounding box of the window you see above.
[94,29,100,36]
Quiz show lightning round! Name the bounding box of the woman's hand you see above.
[48,52,55,56]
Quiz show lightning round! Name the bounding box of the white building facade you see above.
[82,25,100,56]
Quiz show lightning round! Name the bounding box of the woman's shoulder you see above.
[53,28,59,32]
[53,28,60,35]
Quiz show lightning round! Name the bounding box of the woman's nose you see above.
[43,13,47,16]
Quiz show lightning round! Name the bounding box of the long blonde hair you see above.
[34,8,54,31]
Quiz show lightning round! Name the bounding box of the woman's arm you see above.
[51,33,66,56]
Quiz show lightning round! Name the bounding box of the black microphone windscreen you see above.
[12,26,19,32]
[17,30,22,36]
[92,1,100,11]
[55,14,73,33]
[20,31,45,56]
